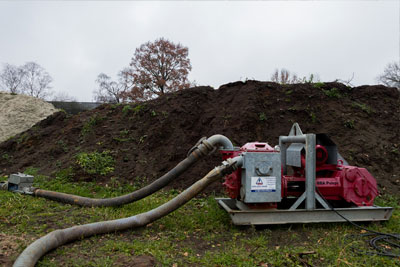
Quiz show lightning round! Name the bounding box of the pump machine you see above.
[217,123,392,225]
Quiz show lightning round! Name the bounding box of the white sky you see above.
[0,1,399,101]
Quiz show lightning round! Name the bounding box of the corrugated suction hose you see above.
[33,135,234,207]
[13,156,243,267]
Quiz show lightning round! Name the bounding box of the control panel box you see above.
[241,152,281,203]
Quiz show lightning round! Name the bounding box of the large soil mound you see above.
[0,81,399,195]
[0,92,57,143]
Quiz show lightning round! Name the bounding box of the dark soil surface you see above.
[0,81,399,195]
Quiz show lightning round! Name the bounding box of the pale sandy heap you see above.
[0,92,58,143]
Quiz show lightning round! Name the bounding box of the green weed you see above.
[110,103,122,110]
[138,135,147,144]
[56,140,69,153]
[323,87,342,98]
[132,104,146,115]
[81,116,105,136]
[313,82,325,89]
[310,112,317,123]
[2,153,12,163]
[75,150,115,176]
[112,129,132,143]
[16,133,29,144]
[121,105,132,116]
[344,119,355,129]
[285,89,293,95]
[352,102,374,114]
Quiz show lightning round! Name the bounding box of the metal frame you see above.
[217,198,393,225]
[279,123,329,210]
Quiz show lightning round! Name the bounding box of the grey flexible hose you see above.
[33,135,234,207]
[13,156,243,267]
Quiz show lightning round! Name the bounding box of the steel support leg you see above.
[305,134,316,210]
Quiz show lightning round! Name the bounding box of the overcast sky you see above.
[0,1,398,102]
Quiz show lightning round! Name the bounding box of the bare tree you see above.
[124,38,192,101]
[377,61,400,89]
[270,68,299,84]
[0,63,26,93]
[21,62,53,99]
[93,71,130,103]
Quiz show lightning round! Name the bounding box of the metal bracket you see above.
[289,191,330,210]
[288,122,304,136]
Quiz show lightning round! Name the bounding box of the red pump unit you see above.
[221,135,379,208]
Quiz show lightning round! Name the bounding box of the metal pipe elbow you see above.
[206,135,234,150]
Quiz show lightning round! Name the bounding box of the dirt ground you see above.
[0,81,399,195]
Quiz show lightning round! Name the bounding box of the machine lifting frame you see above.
[217,124,393,225]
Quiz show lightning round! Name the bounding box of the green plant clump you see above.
[258,112,267,121]
[113,129,132,143]
[150,110,157,116]
[313,82,325,89]
[352,102,373,114]
[81,116,104,136]
[310,112,317,123]
[133,104,146,115]
[122,105,133,116]
[322,87,342,98]
[76,150,115,176]
[344,119,355,129]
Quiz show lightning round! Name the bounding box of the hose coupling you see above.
[220,156,243,176]
[187,137,216,157]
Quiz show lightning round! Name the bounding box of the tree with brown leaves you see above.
[124,38,192,101]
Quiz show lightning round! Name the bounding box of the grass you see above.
[0,170,399,266]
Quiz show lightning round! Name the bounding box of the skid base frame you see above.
[216,198,393,225]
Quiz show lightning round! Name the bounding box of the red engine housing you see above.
[221,142,379,207]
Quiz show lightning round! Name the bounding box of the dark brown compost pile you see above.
[0,81,399,195]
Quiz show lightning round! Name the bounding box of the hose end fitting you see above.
[187,137,215,158]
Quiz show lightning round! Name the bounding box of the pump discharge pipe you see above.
[24,135,233,207]
[13,155,243,267]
